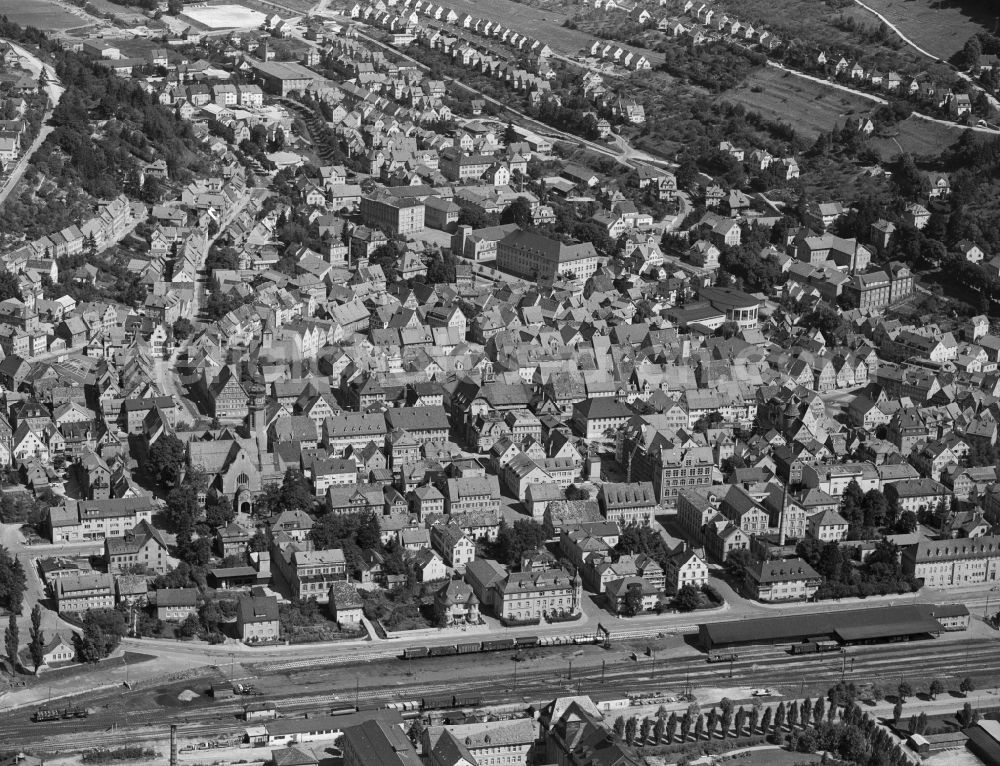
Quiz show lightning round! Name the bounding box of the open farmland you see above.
[457,0,610,57]
[0,0,93,30]
[856,0,994,62]
[720,66,874,140]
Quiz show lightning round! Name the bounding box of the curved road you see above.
[851,0,1000,113]
[0,43,64,208]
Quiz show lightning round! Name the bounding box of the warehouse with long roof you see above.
[698,603,965,651]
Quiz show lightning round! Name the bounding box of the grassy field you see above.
[869,116,966,160]
[453,0,606,57]
[857,0,994,62]
[0,0,94,30]
[720,67,876,140]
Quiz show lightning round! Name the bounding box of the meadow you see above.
[721,67,876,140]
[0,0,93,30]
[857,0,993,62]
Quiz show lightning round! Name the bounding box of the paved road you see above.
[0,43,65,208]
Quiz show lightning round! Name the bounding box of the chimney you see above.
[170,725,178,766]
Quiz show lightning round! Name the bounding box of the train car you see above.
[70,708,89,719]
[790,642,819,655]
[815,640,840,652]
[330,705,359,715]
[422,695,455,709]
[707,652,738,663]
[402,646,429,659]
[429,644,458,657]
[456,642,481,654]
[32,709,61,723]
[481,638,516,652]
[516,636,539,648]
[452,694,483,707]
[790,640,840,655]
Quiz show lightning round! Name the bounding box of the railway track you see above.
[6,638,998,751]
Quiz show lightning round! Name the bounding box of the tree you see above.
[179,532,212,568]
[861,489,888,530]
[895,510,918,534]
[813,696,825,726]
[841,479,865,530]
[706,707,718,738]
[620,585,645,617]
[640,717,652,745]
[198,600,223,635]
[0,550,26,615]
[666,711,677,743]
[724,548,754,581]
[674,584,701,612]
[788,700,799,730]
[407,717,426,745]
[653,715,666,743]
[960,677,975,696]
[870,684,884,702]
[898,681,913,702]
[916,711,928,734]
[929,679,944,700]
[749,706,760,734]
[425,249,457,285]
[249,528,269,552]
[0,272,21,303]
[694,713,704,740]
[274,468,314,513]
[205,496,235,529]
[962,35,983,71]
[178,612,201,638]
[499,196,533,229]
[613,715,626,739]
[801,698,812,728]
[679,711,691,741]
[146,434,186,486]
[721,705,733,738]
[28,604,44,674]
[172,317,194,341]
[760,706,772,734]
[625,715,638,744]
[775,702,786,732]
[503,121,518,145]
[75,608,128,663]
[5,613,18,672]
[165,483,200,533]
[735,707,746,736]
[958,702,976,728]
[892,701,903,723]
[495,518,547,567]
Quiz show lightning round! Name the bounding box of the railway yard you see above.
[6,628,1000,756]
